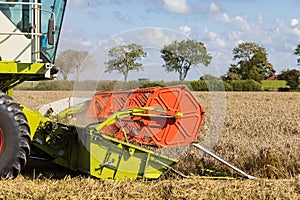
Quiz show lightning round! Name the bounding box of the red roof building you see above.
[266,75,279,80]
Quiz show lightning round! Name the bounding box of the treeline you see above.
[55,41,300,91]
[15,79,277,92]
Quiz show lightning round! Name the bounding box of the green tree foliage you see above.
[55,49,95,80]
[229,80,262,91]
[199,75,227,91]
[225,42,275,82]
[294,42,300,66]
[278,69,300,90]
[222,64,242,80]
[160,40,212,81]
[106,43,147,82]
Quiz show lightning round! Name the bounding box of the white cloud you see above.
[209,2,220,12]
[137,27,185,48]
[80,38,92,47]
[213,11,231,23]
[162,0,190,14]
[288,26,300,37]
[221,12,230,22]
[232,15,250,30]
[111,36,126,46]
[290,19,299,27]
[58,25,94,51]
[95,27,186,51]
[228,31,242,40]
[179,25,192,36]
[206,2,230,23]
[201,29,226,48]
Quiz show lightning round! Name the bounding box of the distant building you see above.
[138,78,149,81]
[266,75,278,80]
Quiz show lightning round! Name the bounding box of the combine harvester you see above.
[0,0,255,180]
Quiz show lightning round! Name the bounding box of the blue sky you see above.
[58,0,300,81]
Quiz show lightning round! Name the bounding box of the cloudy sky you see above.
[58,0,300,80]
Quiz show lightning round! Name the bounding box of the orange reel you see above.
[86,85,205,148]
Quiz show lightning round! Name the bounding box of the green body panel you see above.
[21,106,47,139]
[22,106,178,180]
[0,61,46,74]
[0,61,50,93]
[86,134,177,180]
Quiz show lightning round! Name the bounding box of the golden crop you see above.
[1,91,298,199]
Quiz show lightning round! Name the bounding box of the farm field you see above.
[261,80,289,91]
[0,90,299,199]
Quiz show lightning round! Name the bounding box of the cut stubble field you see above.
[0,91,299,199]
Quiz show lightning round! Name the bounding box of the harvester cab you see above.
[0,0,256,180]
[0,0,66,93]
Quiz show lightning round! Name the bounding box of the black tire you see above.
[0,92,30,179]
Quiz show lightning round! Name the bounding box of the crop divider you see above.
[192,143,256,180]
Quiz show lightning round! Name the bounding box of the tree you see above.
[160,39,212,81]
[105,43,147,82]
[55,49,95,80]
[278,69,300,90]
[222,64,242,80]
[294,42,300,66]
[225,42,275,82]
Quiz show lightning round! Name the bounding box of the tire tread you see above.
[0,93,30,179]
